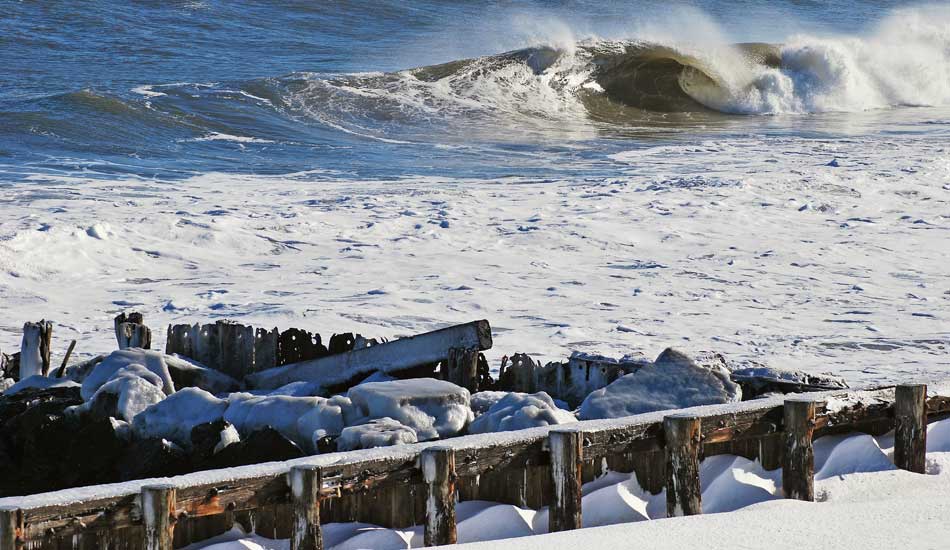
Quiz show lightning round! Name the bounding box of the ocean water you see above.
[1,1,948,383]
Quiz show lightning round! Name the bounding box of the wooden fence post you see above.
[895,384,927,473]
[783,398,817,501]
[142,484,176,550]
[549,429,583,532]
[0,506,19,550]
[422,447,457,546]
[290,465,323,550]
[664,414,702,517]
[20,320,52,378]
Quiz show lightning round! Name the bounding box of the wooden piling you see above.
[290,465,323,550]
[445,347,479,392]
[20,320,52,378]
[895,384,927,473]
[0,506,19,550]
[664,414,702,517]
[142,484,176,550]
[115,312,151,349]
[783,398,817,501]
[549,429,583,532]
[422,447,457,546]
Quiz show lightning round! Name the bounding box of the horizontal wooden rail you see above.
[2,385,948,547]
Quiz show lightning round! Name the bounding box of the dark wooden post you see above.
[422,447,457,546]
[115,312,151,349]
[290,465,323,550]
[142,484,176,550]
[549,429,583,532]
[783,399,817,501]
[0,506,19,550]
[895,384,927,473]
[664,414,702,517]
[445,347,479,392]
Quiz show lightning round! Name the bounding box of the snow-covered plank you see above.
[246,320,493,390]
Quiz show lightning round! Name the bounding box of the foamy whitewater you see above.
[1,2,948,385]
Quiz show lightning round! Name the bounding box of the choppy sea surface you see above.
[1,1,948,384]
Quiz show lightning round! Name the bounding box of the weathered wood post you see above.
[115,312,151,349]
[0,506,19,550]
[549,429,583,532]
[290,465,323,550]
[422,446,457,546]
[664,414,702,517]
[445,347,479,393]
[142,484,176,550]
[20,320,52,378]
[895,384,927,473]
[783,398,817,501]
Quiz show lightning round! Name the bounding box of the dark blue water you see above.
[0,1,941,182]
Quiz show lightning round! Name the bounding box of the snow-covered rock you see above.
[337,417,418,451]
[730,364,848,398]
[470,391,510,416]
[224,393,325,450]
[81,349,175,400]
[579,348,741,420]
[3,374,79,396]
[75,363,168,422]
[348,378,473,441]
[132,388,229,448]
[266,380,325,397]
[296,395,361,452]
[469,392,576,434]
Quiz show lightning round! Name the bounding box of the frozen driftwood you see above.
[246,320,492,391]
[20,321,52,379]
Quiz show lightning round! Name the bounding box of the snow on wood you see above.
[548,429,582,532]
[19,321,51,379]
[422,447,456,546]
[663,414,702,517]
[289,465,323,550]
[142,484,175,550]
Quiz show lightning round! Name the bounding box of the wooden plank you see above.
[246,320,492,390]
[548,429,582,532]
[422,447,456,547]
[895,384,927,473]
[0,506,19,550]
[664,414,702,517]
[782,399,817,501]
[289,466,323,550]
[141,485,175,550]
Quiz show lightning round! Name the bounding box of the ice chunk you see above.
[470,391,510,416]
[224,393,324,450]
[266,380,325,397]
[348,378,473,441]
[579,348,741,420]
[77,364,167,422]
[132,387,229,448]
[296,395,361,452]
[337,417,418,451]
[3,374,79,396]
[81,349,175,400]
[469,392,576,434]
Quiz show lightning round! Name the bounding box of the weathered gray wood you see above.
[115,313,150,350]
[255,327,279,372]
[664,414,702,517]
[445,347,479,392]
[289,465,323,550]
[783,399,817,501]
[20,320,52,378]
[247,320,492,390]
[142,484,176,550]
[0,506,18,550]
[895,384,927,473]
[422,447,456,546]
[549,429,583,532]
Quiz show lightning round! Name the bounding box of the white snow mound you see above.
[76,363,167,422]
[132,387,229,448]
[81,348,175,400]
[348,378,473,441]
[469,391,576,434]
[337,417,418,451]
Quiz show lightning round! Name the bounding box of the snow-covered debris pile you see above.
[132,387,229,449]
[469,391,576,434]
[3,375,79,396]
[80,349,175,400]
[730,364,848,398]
[338,417,419,451]
[579,348,741,420]
[224,393,325,452]
[296,395,362,451]
[164,354,241,395]
[72,363,168,422]
[348,378,473,441]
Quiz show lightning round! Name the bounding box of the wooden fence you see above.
[0,384,946,550]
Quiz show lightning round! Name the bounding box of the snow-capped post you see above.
[290,465,323,550]
[115,312,151,350]
[0,506,19,550]
[142,484,176,550]
[445,347,479,392]
[664,414,702,517]
[549,428,583,532]
[422,446,457,546]
[782,398,817,501]
[20,320,52,378]
[895,384,927,474]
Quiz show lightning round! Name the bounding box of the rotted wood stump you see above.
[549,429,583,532]
[290,465,323,550]
[783,398,817,501]
[664,414,702,517]
[423,447,457,546]
[895,384,927,474]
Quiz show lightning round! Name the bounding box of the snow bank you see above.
[132,388,229,448]
[469,392,576,434]
[338,417,418,451]
[348,378,473,441]
[81,349,175,400]
[579,348,741,420]
[3,374,79,395]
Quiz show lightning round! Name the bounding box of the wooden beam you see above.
[895,384,927,473]
[422,447,457,546]
[247,320,492,390]
[549,429,583,532]
[783,399,817,501]
[289,465,323,550]
[0,507,18,550]
[664,414,702,517]
[142,485,176,550]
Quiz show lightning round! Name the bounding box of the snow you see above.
[80,349,175,400]
[348,378,473,441]
[3,374,79,396]
[295,395,361,452]
[337,417,418,451]
[578,348,741,420]
[469,392,576,434]
[223,393,324,450]
[73,363,168,421]
[131,387,229,448]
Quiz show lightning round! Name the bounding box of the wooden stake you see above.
[20,321,52,378]
[783,399,817,501]
[0,506,19,550]
[423,447,457,546]
[290,465,323,550]
[549,429,583,532]
[142,484,176,550]
[664,414,702,517]
[895,384,927,474]
[54,339,77,378]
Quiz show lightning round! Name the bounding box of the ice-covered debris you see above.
[578,348,741,420]
[358,371,397,385]
[348,378,473,441]
[266,380,325,397]
[337,417,418,451]
[132,388,229,448]
[730,363,848,398]
[75,364,168,422]
[81,349,175,400]
[165,354,241,395]
[224,393,325,450]
[470,391,510,416]
[296,395,361,452]
[469,391,576,434]
[3,374,79,396]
